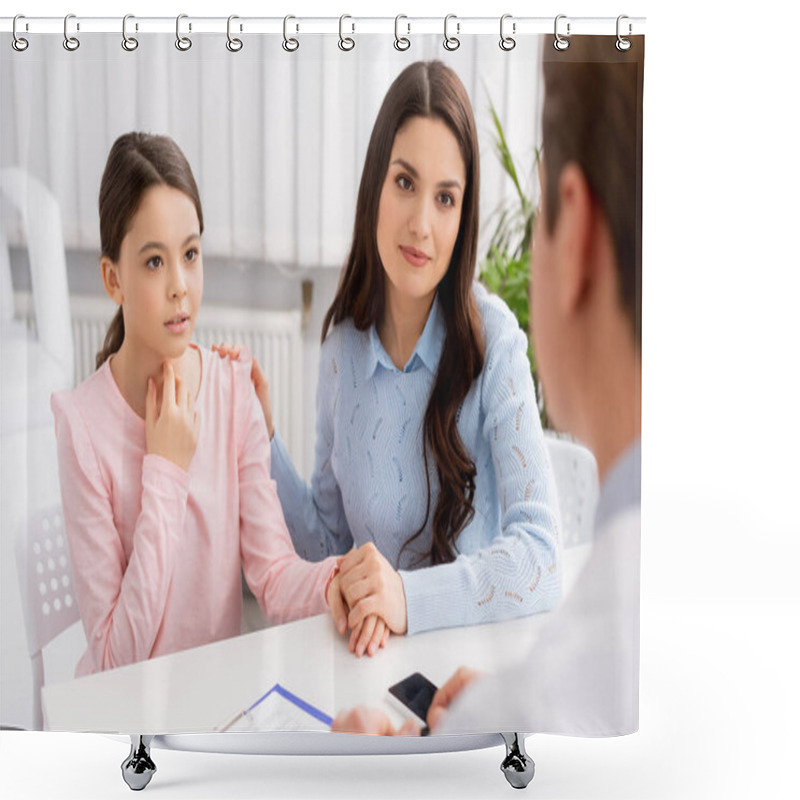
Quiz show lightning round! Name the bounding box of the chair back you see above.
[545,434,600,549]
[0,167,73,386]
[14,503,81,729]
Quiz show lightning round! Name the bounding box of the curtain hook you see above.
[122,14,139,51]
[616,15,632,51]
[554,14,570,51]
[12,14,29,52]
[499,14,516,51]
[227,15,243,52]
[338,14,355,51]
[394,14,410,51]
[63,13,80,51]
[175,14,192,51]
[443,14,460,51]
[283,15,299,52]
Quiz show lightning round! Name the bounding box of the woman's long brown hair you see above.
[95,133,204,369]
[322,61,484,566]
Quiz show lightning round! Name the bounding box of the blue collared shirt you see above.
[271,282,562,635]
[364,293,445,378]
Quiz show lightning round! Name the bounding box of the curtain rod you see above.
[1,15,646,37]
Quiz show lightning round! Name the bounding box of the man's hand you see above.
[427,666,484,731]
[331,707,420,736]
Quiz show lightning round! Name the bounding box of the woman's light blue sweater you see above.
[270,282,562,635]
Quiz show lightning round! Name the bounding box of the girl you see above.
[51,133,385,677]
[226,61,563,657]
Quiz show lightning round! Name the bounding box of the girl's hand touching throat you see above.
[145,361,200,472]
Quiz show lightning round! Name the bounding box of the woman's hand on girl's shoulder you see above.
[212,343,274,440]
[211,341,243,361]
[145,361,200,472]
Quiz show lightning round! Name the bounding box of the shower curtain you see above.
[1,15,644,750]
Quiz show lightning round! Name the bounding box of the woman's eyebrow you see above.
[391,158,462,191]
[138,233,200,255]
[391,158,418,178]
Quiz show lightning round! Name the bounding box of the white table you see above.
[42,545,592,736]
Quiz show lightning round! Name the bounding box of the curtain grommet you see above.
[553,14,570,51]
[394,15,411,51]
[616,15,632,51]
[226,15,243,52]
[121,14,138,52]
[12,14,29,52]
[338,14,355,52]
[175,14,192,51]
[283,15,299,52]
[443,14,460,52]
[499,14,516,52]
[63,14,80,51]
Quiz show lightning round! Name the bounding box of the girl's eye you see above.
[438,193,456,208]
[396,175,412,191]
[185,247,198,262]
[146,255,162,270]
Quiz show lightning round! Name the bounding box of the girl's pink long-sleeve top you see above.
[51,344,337,677]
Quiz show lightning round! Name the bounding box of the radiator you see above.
[17,293,303,468]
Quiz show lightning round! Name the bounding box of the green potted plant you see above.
[479,102,547,428]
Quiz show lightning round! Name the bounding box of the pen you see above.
[216,708,247,733]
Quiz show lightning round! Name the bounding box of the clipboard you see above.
[216,684,333,733]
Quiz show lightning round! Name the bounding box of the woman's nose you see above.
[408,196,433,238]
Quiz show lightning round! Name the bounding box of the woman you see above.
[226,61,561,656]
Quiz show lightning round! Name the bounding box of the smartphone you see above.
[388,672,438,733]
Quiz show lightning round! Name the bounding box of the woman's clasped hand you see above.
[330,543,409,656]
[324,547,401,657]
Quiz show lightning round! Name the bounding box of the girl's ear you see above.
[101,257,123,305]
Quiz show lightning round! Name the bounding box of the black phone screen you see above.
[388,672,438,724]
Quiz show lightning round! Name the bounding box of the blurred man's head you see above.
[531,35,643,475]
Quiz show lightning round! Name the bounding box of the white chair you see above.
[14,503,81,730]
[0,166,74,394]
[2,167,77,729]
[545,434,600,549]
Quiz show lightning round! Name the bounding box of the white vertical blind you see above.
[199,46,233,257]
[295,44,324,269]
[261,42,297,266]
[1,32,543,270]
[320,42,359,267]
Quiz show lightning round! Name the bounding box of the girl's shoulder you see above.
[197,342,250,402]
[51,363,118,474]
[194,344,258,450]
[51,360,116,429]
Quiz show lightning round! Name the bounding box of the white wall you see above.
[1,33,543,269]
